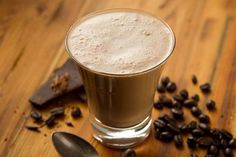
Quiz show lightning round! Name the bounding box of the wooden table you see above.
[1,0,236,156]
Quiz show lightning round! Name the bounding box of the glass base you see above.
[90,116,152,149]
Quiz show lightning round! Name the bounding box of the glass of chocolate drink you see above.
[65,9,175,148]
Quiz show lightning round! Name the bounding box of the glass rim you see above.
[65,8,176,77]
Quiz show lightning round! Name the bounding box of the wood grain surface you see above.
[0,0,236,156]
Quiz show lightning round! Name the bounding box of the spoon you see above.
[52,132,99,157]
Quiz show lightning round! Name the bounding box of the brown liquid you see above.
[78,65,163,128]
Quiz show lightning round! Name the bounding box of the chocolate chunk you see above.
[50,107,64,117]
[121,149,136,157]
[220,139,228,148]
[25,125,40,132]
[192,75,198,85]
[45,115,56,127]
[71,107,82,118]
[29,59,83,107]
[66,122,74,127]
[30,111,42,121]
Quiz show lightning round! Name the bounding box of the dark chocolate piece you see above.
[29,59,83,107]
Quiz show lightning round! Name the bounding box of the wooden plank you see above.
[0,0,235,156]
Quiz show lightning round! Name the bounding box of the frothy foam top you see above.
[67,10,174,75]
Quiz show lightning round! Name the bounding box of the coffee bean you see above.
[173,94,185,103]
[166,82,177,93]
[188,121,198,131]
[206,100,216,110]
[200,83,211,93]
[191,106,202,117]
[199,114,210,123]
[50,107,64,117]
[191,94,200,102]
[71,107,82,118]
[210,128,222,139]
[221,129,233,141]
[45,115,56,128]
[192,75,198,85]
[157,83,166,93]
[174,134,183,147]
[159,95,173,108]
[208,145,218,155]
[171,108,184,119]
[204,155,214,157]
[198,137,213,149]
[155,128,161,139]
[187,136,197,148]
[153,119,166,131]
[161,76,170,87]
[228,138,236,149]
[184,99,197,108]
[121,149,136,157]
[179,123,189,133]
[167,123,181,134]
[224,148,233,157]
[30,111,42,121]
[153,101,163,110]
[179,89,189,99]
[189,153,198,157]
[199,123,210,133]
[159,114,177,125]
[25,125,40,132]
[159,131,174,142]
[172,101,182,109]
[192,129,205,138]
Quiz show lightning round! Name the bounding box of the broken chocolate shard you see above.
[29,59,83,107]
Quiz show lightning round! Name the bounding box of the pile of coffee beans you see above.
[153,76,235,157]
[26,106,83,131]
